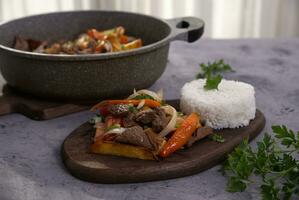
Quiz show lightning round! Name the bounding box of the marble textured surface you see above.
[0,39,299,200]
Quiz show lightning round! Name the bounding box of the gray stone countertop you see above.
[0,39,299,200]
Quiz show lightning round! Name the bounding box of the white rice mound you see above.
[180,79,256,129]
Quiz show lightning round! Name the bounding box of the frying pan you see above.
[0,11,204,101]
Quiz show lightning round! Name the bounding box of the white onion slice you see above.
[127,88,139,99]
[137,99,145,109]
[105,127,126,135]
[159,105,177,137]
[157,89,164,100]
[127,89,162,102]
[137,89,162,101]
[162,105,174,115]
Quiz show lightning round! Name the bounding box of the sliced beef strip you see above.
[135,109,156,124]
[144,128,166,152]
[14,36,47,52]
[33,41,48,53]
[115,126,153,150]
[27,39,44,51]
[14,36,29,51]
[152,107,168,133]
[186,126,213,147]
[108,104,130,117]
[123,112,138,128]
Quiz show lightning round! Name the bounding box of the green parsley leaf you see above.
[210,133,225,143]
[196,59,234,91]
[204,74,222,90]
[272,125,299,150]
[223,125,299,199]
[226,176,247,192]
[129,106,138,113]
[175,123,182,129]
[196,59,234,79]
[177,112,184,117]
[261,179,280,200]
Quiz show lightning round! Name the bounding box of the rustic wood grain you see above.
[0,85,91,120]
[61,100,266,183]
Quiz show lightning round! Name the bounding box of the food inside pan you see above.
[89,89,213,160]
[13,26,142,54]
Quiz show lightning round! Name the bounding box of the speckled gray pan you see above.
[0,11,204,101]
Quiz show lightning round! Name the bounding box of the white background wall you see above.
[0,0,298,38]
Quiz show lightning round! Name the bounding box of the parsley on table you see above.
[222,125,299,200]
[196,59,234,90]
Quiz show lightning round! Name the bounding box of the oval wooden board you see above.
[61,100,266,184]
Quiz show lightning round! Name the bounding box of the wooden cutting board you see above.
[61,100,266,183]
[0,85,91,120]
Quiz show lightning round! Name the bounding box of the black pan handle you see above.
[166,17,204,42]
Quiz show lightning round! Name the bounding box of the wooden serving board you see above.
[0,85,91,120]
[61,100,266,183]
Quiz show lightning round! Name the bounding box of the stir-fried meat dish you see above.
[13,26,142,54]
[89,89,213,160]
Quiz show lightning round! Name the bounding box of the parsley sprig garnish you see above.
[210,133,225,143]
[196,59,234,90]
[223,125,299,200]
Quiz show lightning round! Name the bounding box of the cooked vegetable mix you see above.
[14,26,142,54]
[89,89,213,159]
[159,112,201,158]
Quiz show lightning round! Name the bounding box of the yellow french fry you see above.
[123,39,142,50]
[90,141,155,160]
